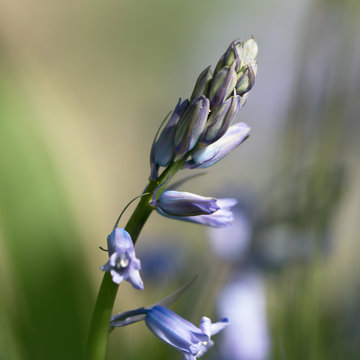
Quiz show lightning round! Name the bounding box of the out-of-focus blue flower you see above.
[100,228,143,289]
[185,122,250,169]
[155,190,220,216]
[150,98,189,179]
[174,96,210,157]
[208,206,252,262]
[217,273,270,360]
[157,198,237,228]
[111,305,229,360]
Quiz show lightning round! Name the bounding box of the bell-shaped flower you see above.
[111,304,229,360]
[156,196,238,228]
[155,190,220,217]
[185,122,250,169]
[100,228,143,289]
[145,306,229,360]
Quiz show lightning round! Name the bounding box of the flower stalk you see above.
[86,37,258,360]
[85,159,186,360]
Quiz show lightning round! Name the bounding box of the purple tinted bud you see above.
[174,96,210,157]
[145,305,229,359]
[200,94,241,145]
[150,99,189,179]
[236,63,257,96]
[213,39,242,76]
[100,228,143,289]
[156,190,220,217]
[209,62,237,108]
[157,198,238,228]
[185,122,250,169]
[190,66,213,101]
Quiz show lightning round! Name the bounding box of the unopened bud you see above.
[209,62,237,108]
[190,66,213,101]
[200,94,241,145]
[213,39,242,75]
[174,96,210,157]
[242,38,258,62]
[150,98,189,179]
[236,63,257,95]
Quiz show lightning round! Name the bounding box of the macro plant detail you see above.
[86,37,258,360]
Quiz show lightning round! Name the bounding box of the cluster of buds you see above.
[150,38,258,179]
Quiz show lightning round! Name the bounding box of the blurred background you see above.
[0,0,359,359]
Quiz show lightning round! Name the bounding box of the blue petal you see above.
[185,122,250,168]
[158,190,219,216]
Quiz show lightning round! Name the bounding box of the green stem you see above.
[85,159,185,360]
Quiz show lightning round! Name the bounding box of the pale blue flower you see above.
[145,306,229,360]
[156,190,220,216]
[111,305,229,360]
[185,122,250,169]
[157,197,237,228]
[100,228,143,289]
[217,273,270,360]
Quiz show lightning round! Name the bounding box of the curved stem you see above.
[85,159,185,360]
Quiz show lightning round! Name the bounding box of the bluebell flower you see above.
[185,122,250,169]
[155,190,220,217]
[145,306,229,360]
[111,305,229,360]
[156,196,238,228]
[100,228,143,289]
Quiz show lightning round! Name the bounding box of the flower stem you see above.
[85,159,185,360]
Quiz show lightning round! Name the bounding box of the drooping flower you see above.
[156,196,238,228]
[185,122,250,169]
[155,190,220,216]
[111,305,229,360]
[100,228,143,289]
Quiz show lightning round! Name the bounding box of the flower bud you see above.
[185,122,250,168]
[242,38,258,62]
[236,63,257,96]
[209,62,237,108]
[213,39,242,76]
[200,93,241,145]
[190,66,213,101]
[150,99,189,179]
[174,96,210,157]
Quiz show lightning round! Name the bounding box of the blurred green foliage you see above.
[0,0,359,359]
